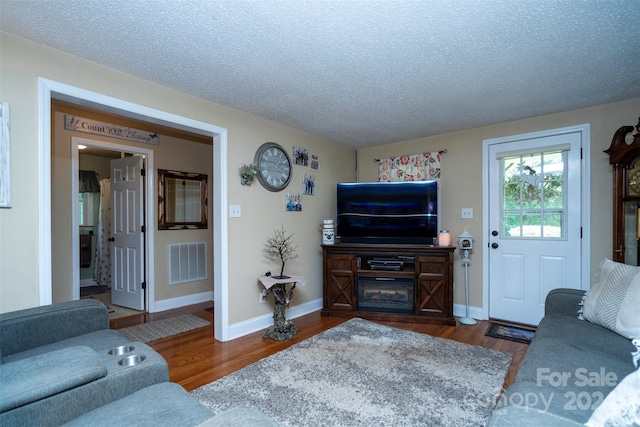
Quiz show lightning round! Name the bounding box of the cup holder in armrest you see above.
[108,345,135,356]
[118,354,146,367]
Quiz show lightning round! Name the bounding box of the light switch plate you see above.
[229,204,242,218]
[461,208,473,219]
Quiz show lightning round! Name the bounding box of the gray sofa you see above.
[488,288,637,426]
[0,298,278,426]
[0,299,173,426]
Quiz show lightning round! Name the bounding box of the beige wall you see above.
[357,98,640,309]
[52,111,214,303]
[2,32,638,323]
[0,33,355,323]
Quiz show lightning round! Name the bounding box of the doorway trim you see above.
[38,78,231,341]
[71,137,154,309]
[481,123,591,320]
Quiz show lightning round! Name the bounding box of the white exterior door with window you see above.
[486,128,585,326]
[110,155,145,311]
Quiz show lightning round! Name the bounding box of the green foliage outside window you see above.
[502,151,565,238]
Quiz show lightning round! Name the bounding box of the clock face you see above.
[254,142,292,191]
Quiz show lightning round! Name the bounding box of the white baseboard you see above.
[453,303,484,321]
[150,295,480,338]
[227,300,482,340]
[227,298,323,341]
[151,291,214,313]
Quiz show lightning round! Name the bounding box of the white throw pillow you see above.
[585,340,640,427]
[579,258,640,339]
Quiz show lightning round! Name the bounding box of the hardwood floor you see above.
[110,302,528,393]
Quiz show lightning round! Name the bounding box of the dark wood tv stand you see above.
[322,243,456,325]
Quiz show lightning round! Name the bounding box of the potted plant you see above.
[239,163,258,185]
[262,225,300,341]
[264,225,298,279]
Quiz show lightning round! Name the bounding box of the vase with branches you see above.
[264,225,298,279]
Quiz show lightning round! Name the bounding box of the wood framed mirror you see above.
[605,117,640,265]
[158,169,208,230]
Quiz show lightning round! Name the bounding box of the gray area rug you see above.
[191,318,512,426]
[118,314,210,343]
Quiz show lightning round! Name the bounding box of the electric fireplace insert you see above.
[357,276,414,314]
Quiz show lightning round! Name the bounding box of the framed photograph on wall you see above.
[0,102,10,208]
[293,146,309,166]
[303,173,315,195]
[285,193,302,211]
[310,154,320,171]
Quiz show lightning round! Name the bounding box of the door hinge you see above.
[141,225,146,233]
[580,227,583,238]
[580,148,583,160]
[141,168,145,176]
[141,282,146,290]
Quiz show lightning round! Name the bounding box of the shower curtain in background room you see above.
[93,178,112,288]
[377,152,442,182]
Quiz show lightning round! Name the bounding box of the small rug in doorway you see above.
[80,295,115,314]
[80,285,109,297]
[118,314,210,343]
[485,322,535,344]
[192,318,513,427]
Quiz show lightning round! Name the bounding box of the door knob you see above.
[491,242,499,249]
[491,230,499,236]
[108,237,115,242]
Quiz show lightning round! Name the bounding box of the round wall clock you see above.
[254,142,292,192]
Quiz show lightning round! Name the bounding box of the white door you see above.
[110,156,145,310]
[488,131,582,325]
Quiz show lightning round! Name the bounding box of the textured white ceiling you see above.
[1,0,639,147]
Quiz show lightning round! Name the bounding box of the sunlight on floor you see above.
[85,291,143,319]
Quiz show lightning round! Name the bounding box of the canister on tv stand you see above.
[322,219,335,245]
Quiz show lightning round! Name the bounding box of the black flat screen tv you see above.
[336,180,440,245]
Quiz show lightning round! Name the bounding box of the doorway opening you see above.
[71,138,153,316]
[40,78,229,340]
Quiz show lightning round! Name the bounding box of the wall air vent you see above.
[168,242,207,285]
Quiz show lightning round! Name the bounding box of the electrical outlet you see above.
[229,204,242,218]
[260,290,268,303]
[461,208,473,219]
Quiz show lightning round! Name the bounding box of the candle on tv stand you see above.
[438,230,451,246]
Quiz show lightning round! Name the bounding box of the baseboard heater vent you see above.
[168,242,207,285]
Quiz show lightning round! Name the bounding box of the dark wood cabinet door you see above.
[326,254,356,311]
[415,256,449,316]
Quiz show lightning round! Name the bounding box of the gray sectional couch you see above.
[0,298,277,427]
[488,288,637,426]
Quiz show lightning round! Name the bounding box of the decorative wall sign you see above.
[0,102,10,208]
[64,115,159,145]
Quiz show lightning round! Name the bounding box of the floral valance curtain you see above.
[377,152,442,182]
[79,170,100,193]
